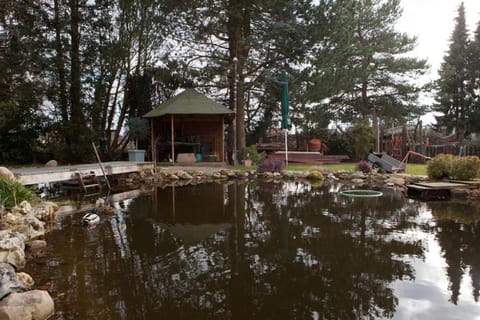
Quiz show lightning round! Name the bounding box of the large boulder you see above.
[385,176,406,186]
[220,169,236,178]
[44,160,58,167]
[15,272,34,290]
[0,290,55,320]
[1,214,45,242]
[176,170,193,180]
[0,232,26,269]
[12,201,33,216]
[350,171,367,179]
[1,203,45,242]
[0,167,15,182]
[32,202,58,222]
[0,263,23,300]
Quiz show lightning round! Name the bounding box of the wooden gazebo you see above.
[143,89,234,164]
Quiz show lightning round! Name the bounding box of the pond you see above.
[26,180,480,319]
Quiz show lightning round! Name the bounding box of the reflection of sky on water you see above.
[393,233,480,320]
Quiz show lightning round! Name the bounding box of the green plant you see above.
[450,156,480,180]
[325,134,352,157]
[245,145,261,164]
[351,122,374,161]
[427,154,455,179]
[0,176,37,210]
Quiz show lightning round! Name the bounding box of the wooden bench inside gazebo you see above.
[143,89,235,164]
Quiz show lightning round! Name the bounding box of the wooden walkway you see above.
[10,161,154,185]
[406,180,480,200]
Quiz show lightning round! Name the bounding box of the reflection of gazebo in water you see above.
[153,183,233,246]
[143,89,234,163]
[162,223,232,246]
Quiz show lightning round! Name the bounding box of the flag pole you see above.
[280,69,289,167]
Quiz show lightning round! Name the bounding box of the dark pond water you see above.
[26,180,480,319]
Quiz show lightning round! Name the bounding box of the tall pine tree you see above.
[309,0,427,148]
[0,0,48,163]
[434,2,469,140]
[466,19,480,134]
[173,0,316,161]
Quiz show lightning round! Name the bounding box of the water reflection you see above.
[26,181,480,319]
[428,201,480,304]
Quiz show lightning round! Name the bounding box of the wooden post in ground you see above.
[92,142,111,190]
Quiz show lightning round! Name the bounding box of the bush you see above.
[351,122,374,161]
[427,154,480,180]
[356,160,372,174]
[245,145,260,164]
[427,154,455,179]
[325,134,352,156]
[0,176,37,210]
[450,156,480,180]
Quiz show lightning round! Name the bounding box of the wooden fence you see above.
[380,139,480,162]
[424,143,480,158]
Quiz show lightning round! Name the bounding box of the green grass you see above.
[286,162,428,175]
[404,163,427,176]
[285,163,355,171]
[231,161,428,175]
[0,176,37,209]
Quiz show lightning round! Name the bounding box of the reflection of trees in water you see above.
[429,202,480,304]
[122,181,424,319]
[28,181,426,319]
[239,181,424,319]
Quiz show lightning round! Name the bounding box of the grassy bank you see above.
[0,176,37,209]
[283,162,427,176]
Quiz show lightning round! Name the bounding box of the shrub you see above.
[426,154,480,180]
[0,176,37,210]
[351,121,374,161]
[245,145,260,164]
[257,156,285,173]
[306,170,324,181]
[450,156,480,180]
[427,154,455,179]
[325,134,352,157]
[356,160,372,174]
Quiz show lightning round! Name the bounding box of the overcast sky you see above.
[397,0,480,82]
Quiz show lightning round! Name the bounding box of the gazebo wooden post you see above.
[150,119,156,172]
[171,115,175,164]
[221,116,225,162]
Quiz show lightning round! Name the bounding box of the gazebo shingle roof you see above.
[143,88,234,119]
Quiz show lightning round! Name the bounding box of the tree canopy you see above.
[0,0,433,163]
[434,2,469,140]
[434,2,480,141]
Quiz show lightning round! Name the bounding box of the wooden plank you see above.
[414,181,471,189]
[447,179,480,186]
[10,161,154,185]
[406,184,432,190]
[84,184,100,188]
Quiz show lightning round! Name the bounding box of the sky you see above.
[395,0,480,123]
[397,0,480,82]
